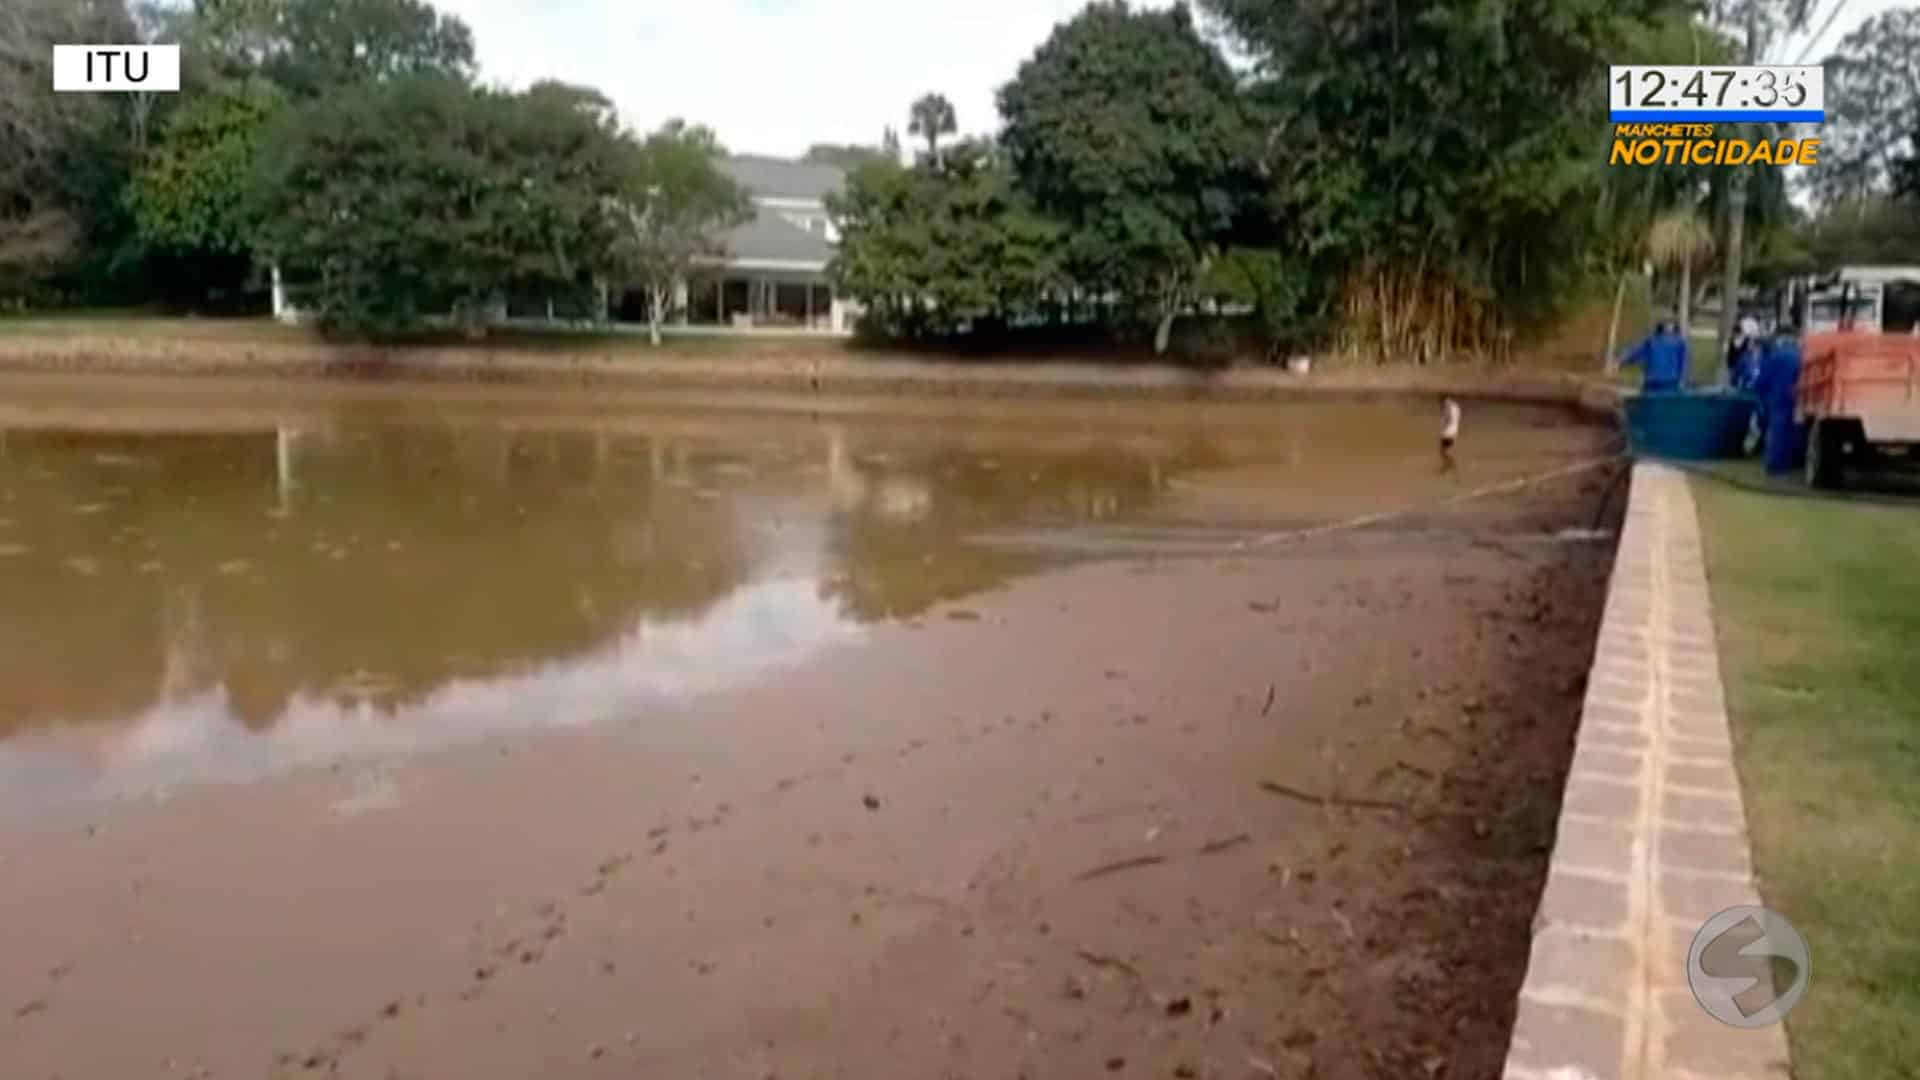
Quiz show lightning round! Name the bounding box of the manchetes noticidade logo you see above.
[1610,124,1823,168]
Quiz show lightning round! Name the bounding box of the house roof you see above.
[720,206,835,266]
[720,155,845,202]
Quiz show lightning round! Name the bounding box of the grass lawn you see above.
[0,311,853,355]
[1692,473,1920,1080]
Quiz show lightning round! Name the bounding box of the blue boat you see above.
[1623,391,1758,460]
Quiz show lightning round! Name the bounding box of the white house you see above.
[274,154,862,335]
[684,154,856,335]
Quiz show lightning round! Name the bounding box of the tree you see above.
[1591,10,1744,369]
[1206,0,1670,360]
[605,120,753,346]
[1699,0,1813,371]
[999,2,1253,353]
[1899,116,1920,201]
[1815,7,1920,205]
[195,0,475,98]
[828,141,1063,338]
[1796,196,1920,266]
[1647,206,1714,336]
[122,75,285,307]
[247,75,630,335]
[127,77,284,257]
[0,0,142,298]
[907,93,957,162]
[1204,247,1312,357]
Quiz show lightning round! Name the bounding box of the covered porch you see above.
[685,270,845,334]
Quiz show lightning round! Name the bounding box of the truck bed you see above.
[1798,332,1920,444]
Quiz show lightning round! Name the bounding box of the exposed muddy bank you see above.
[0,380,1622,1078]
[0,334,1625,415]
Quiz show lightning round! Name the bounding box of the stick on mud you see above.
[1073,854,1169,882]
[1258,780,1404,814]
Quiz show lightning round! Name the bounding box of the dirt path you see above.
[0,472,1617,1080]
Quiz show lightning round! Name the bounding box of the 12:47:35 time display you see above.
[1613,67,1810,109]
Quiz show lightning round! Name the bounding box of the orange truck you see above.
[1797,331,1920,488]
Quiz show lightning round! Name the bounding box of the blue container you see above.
[1624,391,1757,461]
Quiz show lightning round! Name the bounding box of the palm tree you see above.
[907,93,957,163]
[1648,206,1715,346]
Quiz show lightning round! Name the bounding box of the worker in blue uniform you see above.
[1752,324,1804,474]
[1620,320,1690,392]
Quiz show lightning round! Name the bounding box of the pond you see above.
[0,372,1600,814]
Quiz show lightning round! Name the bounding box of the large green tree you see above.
[1796,196,1920,266]
[999,2,1253,354]
[126,77,284,258]
[1815,6,1920,206]
[605,120,753,346]
[828,140,1063,338]
[109,0,478,309]
[0,0,143,300]
[232,0,476,98]
[247,75,630,335]
[1207,0,1669,360]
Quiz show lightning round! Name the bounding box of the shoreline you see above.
[0,477,1618,1078]
[0,332,1625,416]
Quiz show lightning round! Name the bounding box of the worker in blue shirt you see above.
[1620,320,1690,392]
[1752,324,1804,475]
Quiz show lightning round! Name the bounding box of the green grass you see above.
[0,312,307,341]
[0,311,853,355]
[1692,474,1920,1080]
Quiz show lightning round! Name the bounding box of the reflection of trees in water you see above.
[816,424,1203,622]
[0,427,753,734]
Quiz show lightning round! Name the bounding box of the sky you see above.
[432,0,1906,160]
[433,0,1168,158]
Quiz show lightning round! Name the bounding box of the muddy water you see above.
[0,373,1602,816]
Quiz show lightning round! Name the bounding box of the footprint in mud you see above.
[579,851,634,896]
[12,962,73,1020]
[684,804,730,834]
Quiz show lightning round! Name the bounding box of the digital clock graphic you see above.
[1609,65,1825,123]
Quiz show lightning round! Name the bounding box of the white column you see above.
[270,264,290,323]
[673,277,690,325]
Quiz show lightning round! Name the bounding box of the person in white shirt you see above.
[1440,396,1461,472]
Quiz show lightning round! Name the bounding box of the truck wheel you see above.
[1806,419,1843,489]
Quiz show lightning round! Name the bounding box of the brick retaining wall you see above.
[1504,463,1791,1080]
